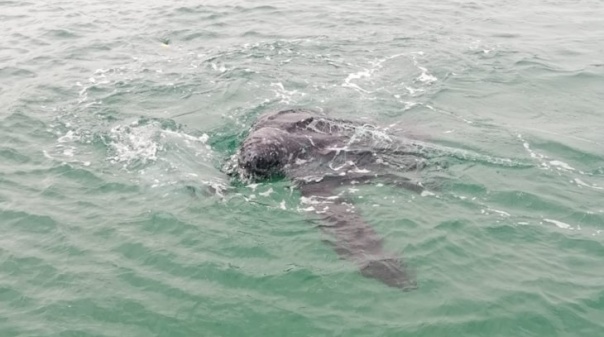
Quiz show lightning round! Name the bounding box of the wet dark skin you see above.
[231,109,423,290]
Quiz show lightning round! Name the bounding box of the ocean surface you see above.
[1,0,603,336]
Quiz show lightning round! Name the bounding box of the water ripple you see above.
[1,0,603,336]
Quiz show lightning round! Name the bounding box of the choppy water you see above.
[1,0,603,336]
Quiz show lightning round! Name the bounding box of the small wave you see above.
[105,120,164,169]
[270,82,307,105]
[542,218,576,230]
[517,134,604,197]
[341,51,438,102]
[574,178,604,191]
[378,137,533,169]
[47,110,224,196]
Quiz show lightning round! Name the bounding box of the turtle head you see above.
[237,129,288,181]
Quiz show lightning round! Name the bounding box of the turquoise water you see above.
[1,0,603,336]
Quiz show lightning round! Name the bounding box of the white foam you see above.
[300,196,321,205]
[342,53,408,95]
[107,123,161,168]
[351,168,371,173]
[299,206,315,212]
[304,135,316,146]
[416,66,437,83]
[62,147,75,157]
[421,190,436,197]
[543,218,573,230]
[316,206,330,214]
[210,62,226,72]
[518,134,583,175]
[342,69,371,93]
[487,208,511,217]
[270,82,305,104]
[574,178,604,190]
[410,52,438,85]
[58,130,78,143]
[259,188,274,197]
[550,160,575,171]
[295,158,308,165]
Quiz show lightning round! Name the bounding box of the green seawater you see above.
[1,1,603,336]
